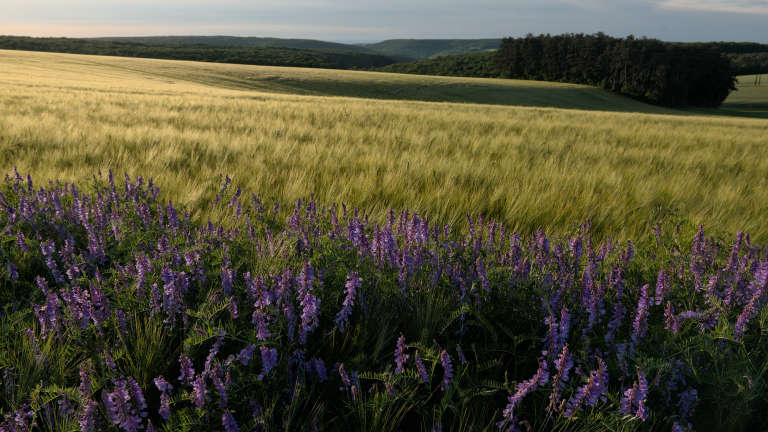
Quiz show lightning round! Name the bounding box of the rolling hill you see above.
[1,49,767,242]
[359,38,501,60]
[92,35,377,54]
[0,35,398,70]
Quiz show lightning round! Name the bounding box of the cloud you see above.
[1,0,767,42]
[657,0,768,14]
[0,23,391,38]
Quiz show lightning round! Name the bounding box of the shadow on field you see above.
[234,76,681,114]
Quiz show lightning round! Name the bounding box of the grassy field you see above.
[1,49,767,241]
[719,74,768,118]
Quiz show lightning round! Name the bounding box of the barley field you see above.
[1,49,767,240]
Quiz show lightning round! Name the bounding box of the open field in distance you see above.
[1,49,767,241]
[719,74,768,118]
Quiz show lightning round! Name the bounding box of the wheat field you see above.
[1,49,767,240]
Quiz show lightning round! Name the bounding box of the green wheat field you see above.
[1,49,767,240]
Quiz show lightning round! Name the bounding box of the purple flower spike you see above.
[549,344,573,413]
[563,357,608,417]
[178,355,196,386]
[335,271,360,332]
[655,269,668,306]
[237,344,256,366]
[192,375,207,410]
[498,358,549,431]
[415,351,429,383]
[258,346,278,380]
[631,284,650,349]
[619,368,649,421]
[440,350,454,391]
[154,377,173,420]
[222,411,239,432]
[394,334,409,374]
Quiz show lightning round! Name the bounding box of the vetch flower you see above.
[394,334,409,374]
[549,344,573,413]
[334,271,360,332]
[222,411,239,432]
[619,368,649,421]
[440,350,454,391]
[258,346,278,380]
[498,358,548,431]
[415,351,429,383]
[154,376,173,420]
[563,357,608,417]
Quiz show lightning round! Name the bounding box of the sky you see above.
[1,0,767,43]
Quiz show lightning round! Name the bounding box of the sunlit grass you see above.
[1,49,767,241]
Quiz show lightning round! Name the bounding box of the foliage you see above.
[377,52,500,77]
[0,36,398,70]
[0,172,767,431]
[90,36,378,54]
[494,33,737,108]
[728,53,768,76]
[359,39,501,61]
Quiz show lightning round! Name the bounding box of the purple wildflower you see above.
[127,377,148,416]
[252,309,271,341]
[335,271,360,332]
[665,301,679,334]
[258,346,278,380]
[154,377,173,420]
[440,350,454,391]
[102,377,146,432]
[298,280,320,345]
[204,332,225,376]
[677,388,698,419]
[221,268,235,296]
[5,404,35,432]
[237,344,256,366]
[338,362,351,390]
[498,359,549,431]
[476,257,490,292]
[632,284,650,349]
[6,262,18,282]
[394,334,409,374]
[211,364,229,408]
[79,399,98,432]
[104,350,117,371]
[79,364,92,397]
[229,297,239,319]
[549,344,573,413]
[563,357,609,417]
[415,351,429,383]
[734,262,768,339]
[309,358,328,382]
[655,269,668,306]
[620,368,649,421]
[222,411,239,432]
[178,355,196,386]
[192,375,207,410]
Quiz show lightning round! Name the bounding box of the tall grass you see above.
[0,49,767,241]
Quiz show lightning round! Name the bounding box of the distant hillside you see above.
[684,42,768,75]
[359,39,501,60]
[378,51,499,77]
[92,36,376,54]
[0,36,398,70]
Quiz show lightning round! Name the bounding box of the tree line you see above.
[495,33,735,107]
[377,52,499,77]
[384,34,768,108]
[0,36,398,70]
